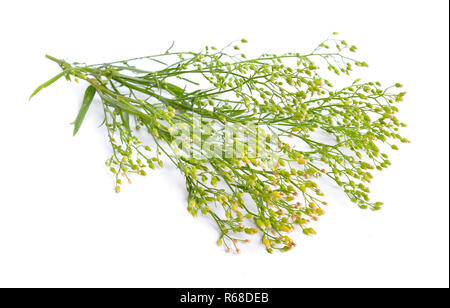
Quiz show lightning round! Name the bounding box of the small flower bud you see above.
[297,158,308,165]
[244,228,258,234]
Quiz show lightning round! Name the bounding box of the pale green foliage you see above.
[33,35,408,253]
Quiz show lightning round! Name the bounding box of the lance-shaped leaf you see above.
[29,71,66,100]
[73,85,96,136]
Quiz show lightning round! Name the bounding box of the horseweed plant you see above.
[31,34,408,253]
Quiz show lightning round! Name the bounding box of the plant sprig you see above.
[31,34,408,253]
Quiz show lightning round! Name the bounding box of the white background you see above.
[0,0,448,288]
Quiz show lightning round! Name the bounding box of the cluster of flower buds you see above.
[39,34,407,253]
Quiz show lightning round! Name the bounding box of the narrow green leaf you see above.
[29,71,66,100]
[164,82,185,97]
[226,109,246,117]
[120,111,130,131]
[73,85,96,136]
